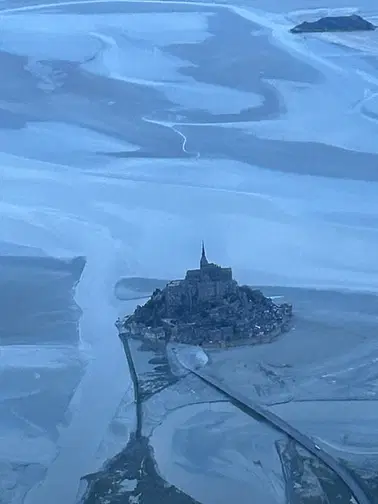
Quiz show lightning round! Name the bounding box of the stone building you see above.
[164,243,237,317]
[122,244,293,347]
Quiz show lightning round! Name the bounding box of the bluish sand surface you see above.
[1,0,378,502]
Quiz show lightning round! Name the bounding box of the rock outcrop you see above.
[119,245,292,347]
[290,14,375,34]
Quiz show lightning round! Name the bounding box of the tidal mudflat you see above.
[0,256,86,502]
[1,0,378,502]
[81,320,360,504]
[204,286,378,502]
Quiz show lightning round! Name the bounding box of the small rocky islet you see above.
[83,247,294,504]
[119,244,293,348]
[290,14,376,34]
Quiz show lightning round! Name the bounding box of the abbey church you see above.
[120,244,292,347]
[164,242,237,317]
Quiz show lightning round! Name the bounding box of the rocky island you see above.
[119,244,292,347]
[290,14,376,34]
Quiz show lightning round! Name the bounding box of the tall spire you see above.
[200,241,209,268]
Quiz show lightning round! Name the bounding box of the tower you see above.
[200,241,209,268]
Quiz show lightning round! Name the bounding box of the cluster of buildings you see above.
[120,244,292,347]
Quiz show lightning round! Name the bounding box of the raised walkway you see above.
[186,366,370,504]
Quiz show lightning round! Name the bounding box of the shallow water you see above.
[1,0,378,502]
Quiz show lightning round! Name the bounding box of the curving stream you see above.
[1,0,378,502]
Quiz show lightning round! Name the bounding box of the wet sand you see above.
[0,256,86,503]
[0,256,84,345]
[1,0,378,502]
